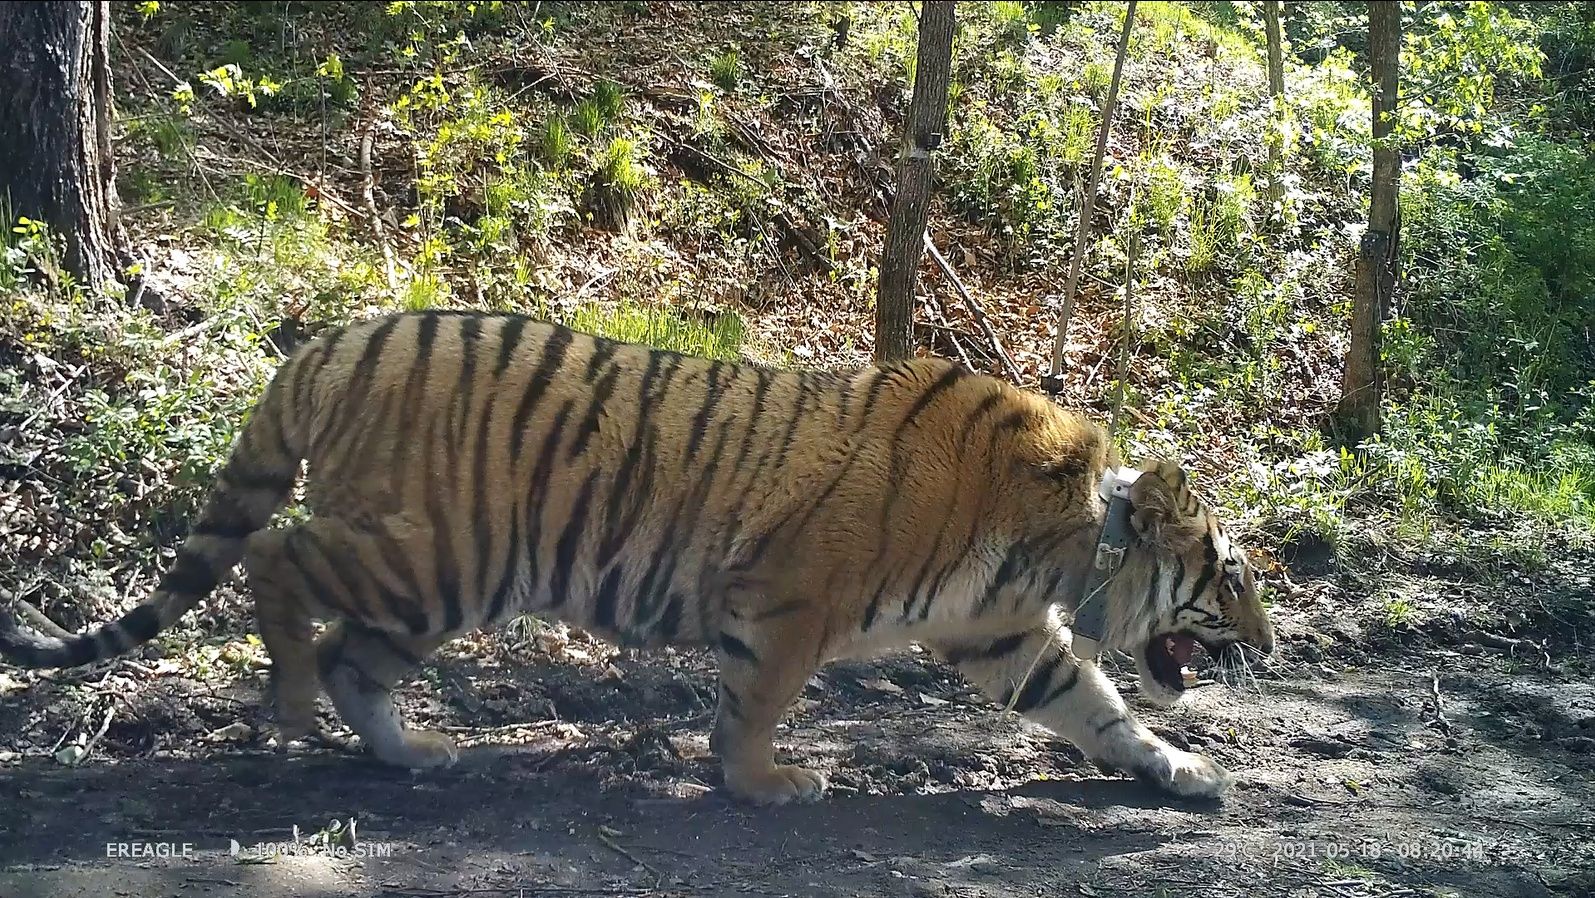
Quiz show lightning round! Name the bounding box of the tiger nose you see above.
[1252,616,1276,656]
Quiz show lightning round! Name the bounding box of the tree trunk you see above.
[0,1,127,292]
[873,0,955,365]
[1337,0,1401,443]
[1043,0,1134,393]
[1262,0,1286,208]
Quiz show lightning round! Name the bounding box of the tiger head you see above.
[1102,460,1276,708]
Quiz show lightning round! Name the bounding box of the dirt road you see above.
[3,626,1590,897]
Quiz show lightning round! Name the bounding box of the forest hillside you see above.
[1,3,1593,897]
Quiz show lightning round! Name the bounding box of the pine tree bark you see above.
[0,1,127,292]
[874,0,955,365]
[1338,1,1401,442]
[1262,0,1286,208]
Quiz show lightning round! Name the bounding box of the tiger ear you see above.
[1126,459,1204,549]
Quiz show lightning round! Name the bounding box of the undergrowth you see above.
[3,0,1592,643]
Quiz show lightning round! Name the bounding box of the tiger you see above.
[0,309,1275,805]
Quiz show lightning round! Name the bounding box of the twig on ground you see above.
[160,314,235,348]
[15,364,88,434]
[597,829,664,884]
[1427,670,1451,734]
[920,232,1023,383]
[11,595,75,640]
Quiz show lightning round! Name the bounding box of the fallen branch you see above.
[920,232,1023,383]
[15,596,75,640]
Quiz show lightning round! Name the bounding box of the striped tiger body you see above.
[0,310,1274,804]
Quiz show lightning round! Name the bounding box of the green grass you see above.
[559,302,746,361]
[710,48,740,91]
[592,80,626,118]
[1469,464,1595,530]
[539,114,571,168]
[570,97,605,137]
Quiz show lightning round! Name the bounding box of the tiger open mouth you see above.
[1143,633,1212,694]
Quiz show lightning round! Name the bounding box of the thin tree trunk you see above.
[874,0,955,365]
[1044,0,1135,393]
[1338,0,1401,442]
[0,1,127,292]
[1262,0,1286,208]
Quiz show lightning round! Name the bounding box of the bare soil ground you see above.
[3,550,1593,898]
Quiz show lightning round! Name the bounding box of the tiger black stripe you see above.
[584,336,618,382]
[718,632,758,663]
[919,538,976,622]
[569,358,621,459]
[1094,717,1128,737]
[1185,542,1219,610]
[494,315,529,377]
[631,519,683,628]
[1012,654,1065,713]
[423,412,465,634]
[121,604,162,642]
[684,361,727,459]
[1038,666,1081,707]
[191,515,256,541]
[281,535,358,620]
[219,467,295,493]
[159,550,219,597]
[770,374,813,473]
[749,598,805,621]
[597,353,666,567]
[719,684,743,719]
[942,632,1025,665]
[714,374,783,561]
[900,523,951,622]
[289,326,343,425]
[594,564,624,630]
[974,543,1026,614]
[381,314,445,499]
[682,402,745,607]
[549,471,600,608]
[956,391,1004,445]
[469,340,502,606]
[860,579,890,631]
[521,400,575,599]
[727,367,773,474]
[510,327,574,459]
[724,379,816,571]
[317,315,402,458]
[299,530,375,621]
[874,365,966,534]
[364,519,431,628]
[365,626,426,669]
[483,510,522,624]
[450,314,485,445]
[655,594,683,641]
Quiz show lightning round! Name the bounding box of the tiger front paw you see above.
[724,762,828,805]
[1137,747,1233,798]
